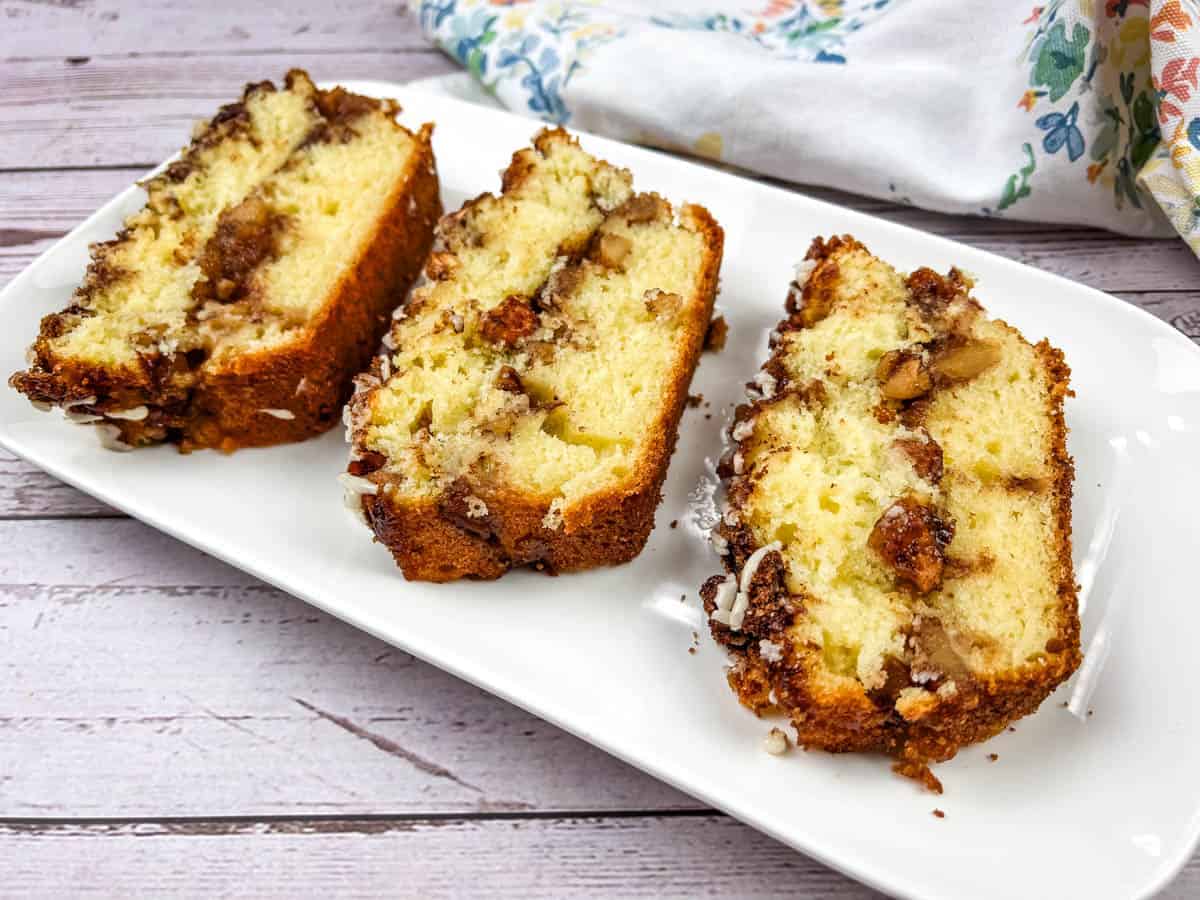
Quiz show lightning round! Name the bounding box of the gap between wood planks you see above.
[0,814,892,900]
[3,47,442,65]
[0,0,438,58]
[0,810,714,833]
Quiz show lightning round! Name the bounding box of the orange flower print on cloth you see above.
[1004,0,1200,254]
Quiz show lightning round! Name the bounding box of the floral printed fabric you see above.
[414,0,1200,253]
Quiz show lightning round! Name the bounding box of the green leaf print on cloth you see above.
[1033,21,1091,102]
[998,143,1037,211]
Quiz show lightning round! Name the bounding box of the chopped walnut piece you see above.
[536,263,582,313]
[194,194,282,303]
[644,289,683,319]
[596,232,632,269]
[480,295,538,346]
[876,350,932,400]
[931,339,1001,383]
[619,193,668,224]
[495,365,524,394]
[868,496,954,593]
[704,315,728,352]
[425,251,459,281]
[910,616,971,683]
[895,436,944,483]
[905,267,970,318]
[347,450,386,476]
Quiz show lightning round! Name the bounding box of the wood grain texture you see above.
[0,448,116,518]
[1,1,1199,896]
[0,818,1192,900]
[2,0,433,58]
[0,53,456,169]
[0,816,889,900]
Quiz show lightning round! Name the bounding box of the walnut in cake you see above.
[343,129,724,581]
[702,235,1080,787]
[11,70,440,451]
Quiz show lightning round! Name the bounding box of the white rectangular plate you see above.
[3,81,1200,900]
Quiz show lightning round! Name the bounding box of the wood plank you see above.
[0,448,117,518]
[1121,291,1200,339]
[1,0,434,58]
[0,167,141,232]
[0,519,697,816]
[0,815,888,900]
[0,816,1194,899]
[0,52,456,169]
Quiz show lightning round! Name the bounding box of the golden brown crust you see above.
[705,234,1081,779]
[723,637,1079,766]
[10,115,440,453]
[358,203,724,582]
[363,470,670,581]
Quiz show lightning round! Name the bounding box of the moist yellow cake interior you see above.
[364,133,710,517]
[206,110,421,358]
[50,73,421,370]
[739,245,1065,695]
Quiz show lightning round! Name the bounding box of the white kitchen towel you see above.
[411,0,1200,254]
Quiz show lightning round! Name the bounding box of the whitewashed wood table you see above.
[2,3,1198,897]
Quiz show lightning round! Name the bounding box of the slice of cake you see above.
[10,70,440,451]
[701,235,1080,787]
[343,129,724,581]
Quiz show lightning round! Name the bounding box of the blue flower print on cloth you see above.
[1037,101,1086,162]
[649,0,895,64]
[414,1,626,124]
